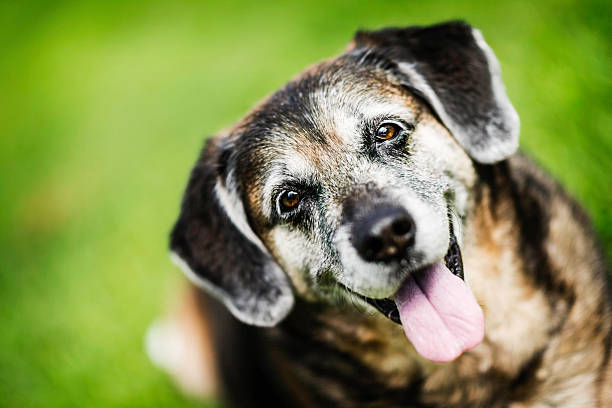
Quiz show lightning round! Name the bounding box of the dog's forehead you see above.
[231,57,419,198]
[251,59,412,143]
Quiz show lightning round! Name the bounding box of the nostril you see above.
[391,217,413,237]
[362,235,383,260]
[366,236,384,253]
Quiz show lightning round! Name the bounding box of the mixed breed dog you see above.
[148,21,612,407]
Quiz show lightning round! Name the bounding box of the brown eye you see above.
[376,122,414,142]
[375,122,406,141]
[279,191,300,213]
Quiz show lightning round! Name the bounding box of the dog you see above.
[149,21,612,407]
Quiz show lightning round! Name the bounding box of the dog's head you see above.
[170,21,519,362]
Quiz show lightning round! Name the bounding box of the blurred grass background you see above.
[0,0,610,406]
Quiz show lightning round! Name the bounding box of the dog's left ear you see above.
[169,139,294,327]
[352,21,519,163]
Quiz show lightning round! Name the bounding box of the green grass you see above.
[0,0,610,406]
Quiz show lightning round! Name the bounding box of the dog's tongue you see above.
[393,261,484,363]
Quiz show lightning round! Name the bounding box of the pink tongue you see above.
[393,261,484,363]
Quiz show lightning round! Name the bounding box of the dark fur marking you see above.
[348,48,399,72]
[476,157,576,311]
[275,300,432,408]
[195,292,299,408]
[507,348,546,402]
[170,144,265,295]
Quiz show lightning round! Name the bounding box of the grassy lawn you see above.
[0,0,610,406]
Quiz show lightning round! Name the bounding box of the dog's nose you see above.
[353,207,415,263]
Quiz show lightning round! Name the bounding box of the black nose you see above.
[353,207,415,263]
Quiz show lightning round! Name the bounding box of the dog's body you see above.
[153,21,612,407]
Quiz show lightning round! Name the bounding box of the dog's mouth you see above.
[345,230,484,363]
[358,232,464,325]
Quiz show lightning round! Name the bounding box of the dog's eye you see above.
[375,122,401,141]
[374,121,414,143]
[278,191,301,213]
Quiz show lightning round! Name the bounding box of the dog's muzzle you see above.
[352,232,464,324]
[344,206,484,363]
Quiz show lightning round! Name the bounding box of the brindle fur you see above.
[159,21,612,407]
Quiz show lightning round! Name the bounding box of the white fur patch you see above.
[214,171,269,254]
[145,319,214,398]
[471,28,520,161]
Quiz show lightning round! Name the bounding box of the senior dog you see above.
[150,21,612,407]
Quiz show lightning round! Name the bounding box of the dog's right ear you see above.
[351,21,520,164]
[169,139,294,327]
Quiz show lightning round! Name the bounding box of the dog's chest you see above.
[268,304,516,407]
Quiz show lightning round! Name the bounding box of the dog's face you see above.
[237,66,471,299]
[170,21,519,362]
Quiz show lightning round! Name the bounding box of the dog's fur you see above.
[152,21,612,407]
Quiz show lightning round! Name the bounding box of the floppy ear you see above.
[169,139,294,327]
[352,21,519,163]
